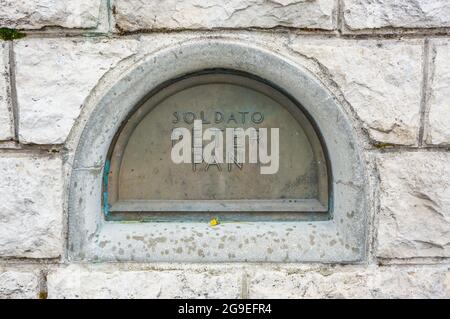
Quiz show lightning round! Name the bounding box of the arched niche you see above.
[68,39,367,262]
[106,71,329,221]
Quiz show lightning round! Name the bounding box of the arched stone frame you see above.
[67,38,367,262]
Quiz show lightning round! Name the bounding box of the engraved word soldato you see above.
[170,113,280,175]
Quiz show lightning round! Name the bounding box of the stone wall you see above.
[0,0,449,299]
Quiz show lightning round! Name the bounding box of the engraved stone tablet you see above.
[106,72,329,218]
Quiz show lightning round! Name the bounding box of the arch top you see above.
[68,38,368,263]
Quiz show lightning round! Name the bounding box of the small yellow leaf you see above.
[210,218,219,227]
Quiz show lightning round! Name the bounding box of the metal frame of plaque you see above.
[67,38,368,263]
[105,72,330,222]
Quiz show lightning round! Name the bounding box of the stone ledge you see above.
[113,0,336,32]
[376,151,450,259]
[45,264,449,299]
[47,265,243,298]
[426,39,450,146]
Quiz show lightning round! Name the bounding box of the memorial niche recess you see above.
[105,71,330,221]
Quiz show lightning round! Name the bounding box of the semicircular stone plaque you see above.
[106,72,329,219]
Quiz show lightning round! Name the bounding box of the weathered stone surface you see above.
[114,0,335,31]
[343,0,450,31]
[250,267,369,298]
[15,38,138,144]
[376,152,450,259]
[249,266,450,298]
[0,153,63,258]
[14,34,278,145]
[16,35,425,146]
[46,265,449,299]
[0,0,102,30]
[0,271,40,299]
[289,38,423,145]
[47,265,241,298]
[427,40,450,146]
[0,41,13,141]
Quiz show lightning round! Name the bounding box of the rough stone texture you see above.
[0,41,13,141]
[0,0,449,298]
[0,153,63,258]
[0,0,102,30]
[15,38,138,144]
[427,39,450,146]
[249,266,450,298]
[13,34,279,145]
[376,152,450,259]
[0,271,40,299]
[16,36,426,146]
[45,265,450,299]
[289,38,423,145]
[47,265,242,298]
[114,0,335,31]
[343,0,450,31]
